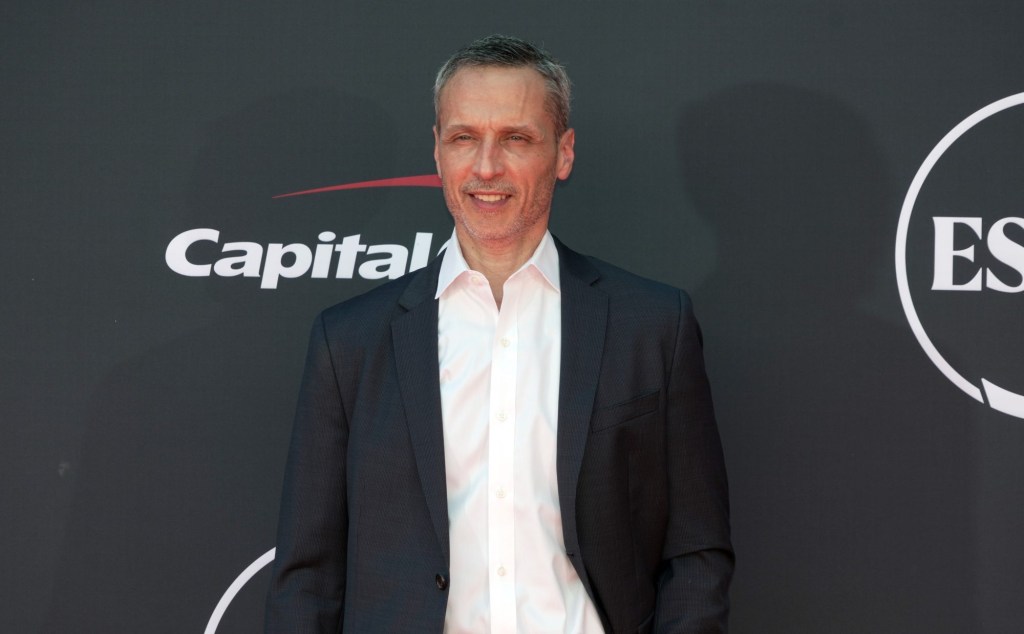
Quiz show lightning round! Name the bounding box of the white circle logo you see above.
[204,548,275,633]
[896,93,1024,419]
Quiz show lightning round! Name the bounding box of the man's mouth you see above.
[472,193,510,202]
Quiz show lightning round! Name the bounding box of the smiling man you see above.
[266,35,733,633]
[433,62,574,305]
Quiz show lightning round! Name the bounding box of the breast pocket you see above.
[589,388,660,433]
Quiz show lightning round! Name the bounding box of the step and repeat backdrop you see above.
[3,2,1023,632]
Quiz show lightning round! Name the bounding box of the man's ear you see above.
[433,125,442,179]
[556,128,575,181]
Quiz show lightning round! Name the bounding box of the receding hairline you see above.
[433,35,572,138]
[435,66,553,129]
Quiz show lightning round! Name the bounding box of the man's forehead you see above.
[445,64,545,85]
[437,66,552,126]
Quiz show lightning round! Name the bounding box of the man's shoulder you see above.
[559,240,692,309]
[316,261,436,330]
[588,254,680,293]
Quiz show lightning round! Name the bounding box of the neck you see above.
[456,229,546,308]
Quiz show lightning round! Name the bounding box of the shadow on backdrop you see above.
[43,87,413,633]
[678,83,975,633]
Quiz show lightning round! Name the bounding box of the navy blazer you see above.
[266,238,733,633]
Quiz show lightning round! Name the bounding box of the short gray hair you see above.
[434,34,572,139]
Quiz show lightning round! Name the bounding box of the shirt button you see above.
[435,573,449,591]
[496,487,506,499]
[497,566,506,577]
[495,411,507,422]
[500,337,511,348]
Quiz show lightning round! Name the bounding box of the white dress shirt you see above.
[435,230,604,634]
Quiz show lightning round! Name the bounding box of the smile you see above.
[471,193,510,202]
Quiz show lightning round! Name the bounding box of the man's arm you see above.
[265,313,349,633]
[654,290,734,633]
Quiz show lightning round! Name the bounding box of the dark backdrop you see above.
[3,2,1023,632]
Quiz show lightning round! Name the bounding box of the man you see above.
[266,35,733,633]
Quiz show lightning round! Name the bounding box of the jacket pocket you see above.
[590,389,660,433]
[636,609,654,633]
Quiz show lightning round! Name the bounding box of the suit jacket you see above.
[265,238,733,633]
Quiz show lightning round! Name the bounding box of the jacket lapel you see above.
[553,239,608,584]
[391,257,450,565]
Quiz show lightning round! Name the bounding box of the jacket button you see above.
[435,573,449,591]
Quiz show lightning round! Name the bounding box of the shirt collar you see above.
[435,229,561,299]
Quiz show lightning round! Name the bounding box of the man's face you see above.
[434,65,575,252]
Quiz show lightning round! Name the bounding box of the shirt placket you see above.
[488,278,518,634]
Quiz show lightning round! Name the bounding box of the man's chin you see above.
[450,207,549,248]
[459,227,518,245]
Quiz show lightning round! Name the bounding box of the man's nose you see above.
[473,139,504,180]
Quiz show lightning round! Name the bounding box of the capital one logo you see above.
[896,93,1024,419]
[166,175,442,289]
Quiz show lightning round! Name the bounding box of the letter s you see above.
[166,228,219,276]
[986,217,1024,292]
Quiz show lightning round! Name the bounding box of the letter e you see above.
[932,217,983,291]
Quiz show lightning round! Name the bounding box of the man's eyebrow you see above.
[440,122,546,137]
[501,124,544,137]
[440,123,475,133]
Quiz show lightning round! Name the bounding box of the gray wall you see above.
[3,1,1023,632]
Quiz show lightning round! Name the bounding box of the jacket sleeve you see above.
[654,290,734,633]
[265,312,349,633]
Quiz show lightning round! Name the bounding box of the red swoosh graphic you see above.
[273,174,442,199]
